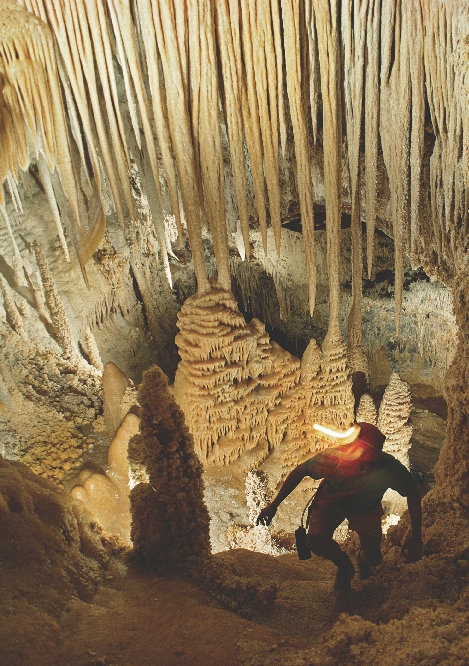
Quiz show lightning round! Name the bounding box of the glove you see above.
[256,503,277,526]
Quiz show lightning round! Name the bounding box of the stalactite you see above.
[282,0,317,316]
[108,0,163,217]
[152,0,209,294]
[6,173,23,214]
[249,0,282,255]
[70,0,130,225]
[379,1,410,333]
[1,0,468,338]
[188,0,230,290]
[215,0,251,260]
[0,0,79,224]
[270,0,286,157]
[240,0,268,252]
[305,1,319,144]
[34,0,105,205]
[80,0,134,218]
[342,0,367,350]
[33,240,77,358]
[136,0,183,243]
[312,0,342,330]
[364,0,380,278]
[406,0,424,263]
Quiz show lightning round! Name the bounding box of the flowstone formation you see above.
[174,288,355,469]
[71,412,140,544]
[174,288,301,466]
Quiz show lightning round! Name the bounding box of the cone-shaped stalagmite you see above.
[129,365,211,567]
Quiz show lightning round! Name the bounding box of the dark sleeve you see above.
[304,453,323,479]
[384,454,417,497]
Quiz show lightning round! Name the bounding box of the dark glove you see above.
[256,503,277,526]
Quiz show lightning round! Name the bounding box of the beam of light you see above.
[313,423,358,439]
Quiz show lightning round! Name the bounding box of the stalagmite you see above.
[356,393,377,426]
[37,150,70,262]
[33,240,77,358]
[102,361,128,438]
[84,325,103,372]
[174,288,300,465]
[129,365,211,567]
[377,372,413,469]
[321,322,355,429]
[0,273,28,340]
[282,0,317,315]
[246,469,273,526]
[0,204,26,286]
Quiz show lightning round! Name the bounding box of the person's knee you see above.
[306,533,330,556]
[362,548,382,567]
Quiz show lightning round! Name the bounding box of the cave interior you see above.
[1,1,469,665]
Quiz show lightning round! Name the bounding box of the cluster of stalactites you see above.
[1,0,468,332]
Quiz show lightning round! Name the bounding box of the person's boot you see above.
[333,552,355,592]
[357,552,374,580]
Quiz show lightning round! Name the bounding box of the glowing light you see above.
[313,423,358,439]
[382,513,401,534]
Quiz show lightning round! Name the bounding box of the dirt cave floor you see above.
[52,551,339,666]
